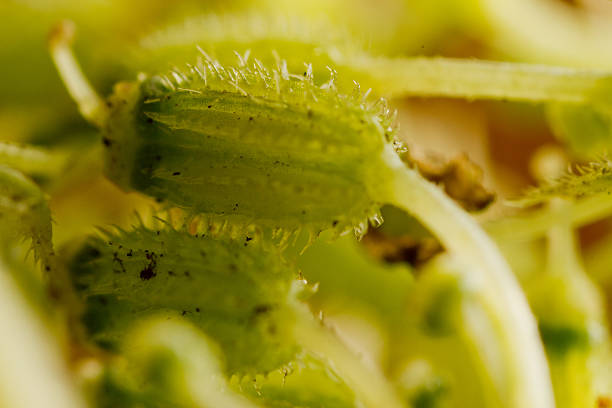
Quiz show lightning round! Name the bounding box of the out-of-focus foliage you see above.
[2,1,612,408]
[547,103,612,159]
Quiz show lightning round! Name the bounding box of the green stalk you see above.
[135,13,612,104]
[349,55,612,103]
[48,20,107,127]
[381,146,555,408]
[486,193,612,242]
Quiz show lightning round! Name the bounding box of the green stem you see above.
[291,302,405,408]
[382,147,554,408]
[348,55,611,102]
[48,20,107,127]
[486,193,612,242]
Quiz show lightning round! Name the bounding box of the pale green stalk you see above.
[382,146,555,408]
[48,21,107,127]
[135,13,612,104]
[350,55,612,103]
[0,257,86,408]
[486,194,612,242]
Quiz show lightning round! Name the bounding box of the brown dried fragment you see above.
[444,154,495,212]
[400,149,495,212]
[361,229,441,267]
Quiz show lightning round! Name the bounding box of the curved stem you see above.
[382,147,555,408]
[290,301,405,408]
[48,20,107,127]
[347,55,611,103]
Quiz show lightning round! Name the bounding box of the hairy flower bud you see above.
[71,225,299,375]
[102,58,393,237]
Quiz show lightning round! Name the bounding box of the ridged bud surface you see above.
[103,57,396,236]
[70,226,299,375]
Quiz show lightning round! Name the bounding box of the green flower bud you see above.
[70,225,406,408]
[71,225,299,375]
[102,58,392,238]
